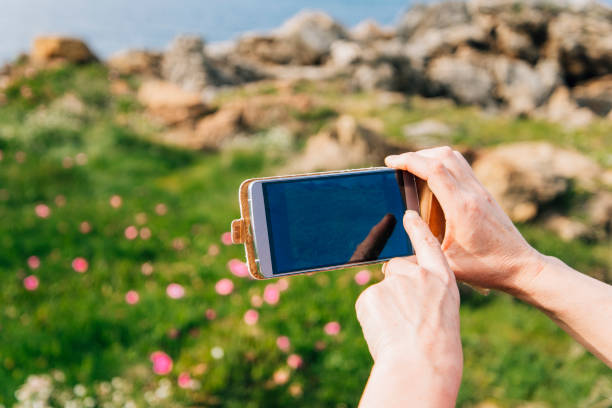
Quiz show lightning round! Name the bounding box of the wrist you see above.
[502,247,554,299]
[372,353,461,406]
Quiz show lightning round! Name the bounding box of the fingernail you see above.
[385,155,398,165]
[381,262,388,275]
[405,210,419,219]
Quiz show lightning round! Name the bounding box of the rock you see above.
[330,40,361,68]
[193,107,243,150]
[193,94,314,149]
[236,11,347,66]
[50,93,86,115]
[544,214,593,242]
[572,75,612,117]
[275,11,348,65]
[397,2,473,39]
[428,55,495,106]
[492,57,560,114]
[351,20,394,42]
[403,119,453,148]
[284,115,407,173]
[471,142,603,222]
[545,11,612,85]
[31,36,96,65]
[162,35,209,92]
[352,63,395,91]
[137,80,209,126]
[539,86,595,128]
[587,191,612,232]
[494,22,538,63]
[107,50,161,76]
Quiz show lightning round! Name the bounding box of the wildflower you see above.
[109,195,122,208]
[287,354,303,369]
[354,269,371,285]
[276,336,290,352]
[215,279,234,295]
[166,283,185,299]
[27,255,40,269]
[263,283,280,305]
[125,290,139,305]
[228,259,249,278]
[23,275,39,291]
[150,351,173,375]
[125,226,138,240]
[244,309,259,325]
[324,321,341,336]
[72,257,88,273]
[35,204,50,218]
[220,232,232,245]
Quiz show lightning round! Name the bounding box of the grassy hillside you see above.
[0,63,610,407]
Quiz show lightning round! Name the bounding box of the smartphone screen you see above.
[251,169,417,276]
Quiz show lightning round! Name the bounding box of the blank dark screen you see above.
[262,170,414,274]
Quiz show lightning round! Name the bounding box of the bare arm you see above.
[386,147,612,368]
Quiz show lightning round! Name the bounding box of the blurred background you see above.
[1,0,611,407]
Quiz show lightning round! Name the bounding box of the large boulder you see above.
[137,80,209,126]
[236,11,347,66]
[284,115,407,173]
[427,55,495,106]
[472,142,602,222]
[538,86,595,128]
[193,94,314,149]
[545,11,612,85]
[31,37,97,65]
[107,50,161,76]
[162,35,210,92]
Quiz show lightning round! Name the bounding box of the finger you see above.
[403,210,453,281]
[381,255,417,275]
[383,256,421,279]
[416,147,481,188]
[385,152,458,207]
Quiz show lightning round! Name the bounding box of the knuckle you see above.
[430,161,447,175]
[439,146,454,157]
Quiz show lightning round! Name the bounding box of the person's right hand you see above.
[385,147,544,292]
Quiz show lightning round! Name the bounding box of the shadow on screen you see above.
[349,213,396,263]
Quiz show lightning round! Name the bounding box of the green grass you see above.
[0,64,610,407]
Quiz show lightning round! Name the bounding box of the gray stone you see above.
[428,55,495,106]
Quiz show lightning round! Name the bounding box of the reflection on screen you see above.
[262,170,414,274]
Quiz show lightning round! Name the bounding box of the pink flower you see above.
[354,269,371,286]
[35,204,51,218]
[75,152,87,165]
[124,225,138,240]
[177,372,192,389]
[23,275,39,291]
[215,278,234,296]
[166,283,185,299]
[79,221,91,234]
[155,203,167,215]
[228,259,249,278]
[220,232,233,245]
[150,351,173,375]
[276,278,289,292]
[139,227,151,240]
[125,290,139,305]
[72,257,88,273]
[141,262,154,275]
[109,195,122,208]
[276,336,290,352]
[244,309,259,325]
[205,308,217,320]
[324,321,341,336]
[263,283,280,305]
[27,256,40,269]
[287,354,303,369]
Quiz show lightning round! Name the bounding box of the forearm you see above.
[510,254,612,367]
[359,359,459,408]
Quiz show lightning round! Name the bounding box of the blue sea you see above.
[1,0,610,64]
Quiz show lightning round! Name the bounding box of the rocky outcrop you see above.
[137,80,209,126]
[472,141,603,222]
[284,115,407,173]
[107,50,161,76]
[236,11,347,66]
[161,36,210,92]
[31,37,97,65]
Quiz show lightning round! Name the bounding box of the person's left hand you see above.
[355,210,462,407]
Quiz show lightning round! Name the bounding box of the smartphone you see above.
[247,168,419,278]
